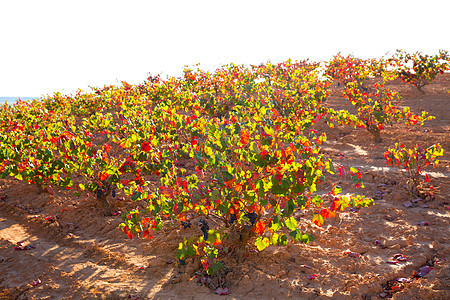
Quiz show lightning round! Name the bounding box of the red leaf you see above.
[123,226,133,239]
[182,180,189,193]
[195,166,204,177]
[338,166,346,177]
[45,215,55,223]
[345,251,360,258]
[142,229,153,240]
[142,141,151,152]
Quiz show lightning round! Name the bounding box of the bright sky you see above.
[1,0,449,97]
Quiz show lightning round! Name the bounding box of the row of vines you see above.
[0,50,447,275]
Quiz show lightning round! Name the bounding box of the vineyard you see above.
[0,52,449,299]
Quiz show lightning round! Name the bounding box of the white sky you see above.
[1,0,449,97]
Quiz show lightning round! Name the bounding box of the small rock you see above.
[392,193,402,201]
[402,201,413,208]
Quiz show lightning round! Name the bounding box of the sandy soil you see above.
[0,75,449,299]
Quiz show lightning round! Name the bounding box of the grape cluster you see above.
[96,188,103,199]
[244,212,257,225]
[230,213,237,224]
[181,220,191,229]
[198,219,209,240]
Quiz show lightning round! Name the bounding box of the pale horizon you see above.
[1,0,449,98]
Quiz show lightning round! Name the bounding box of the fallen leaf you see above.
[14,245,36,251]
[392,254,407,261]
[434,258,447,264]
[391,285,403,292]
[419,266,433,277]
[299,264,312,269]
[345,251,361,258]
[32,279,41,286]
[215,287,229,295]
[45,215,55,223]
[417,221,430,226]
[384,215,394,221]
[307,274,318,280]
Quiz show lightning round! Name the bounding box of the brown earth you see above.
[0,75,449,299]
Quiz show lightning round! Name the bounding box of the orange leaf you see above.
[240,129,250,145]
[254,220,266,235]
[99,171,108,181]
[224,178,235,189]
[320,208,336,219]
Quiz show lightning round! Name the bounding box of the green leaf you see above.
[277,234,288,246]
[285,216,298,231]
[255,236,270,251]
[332,185,342,195]
[270,232,280,245]
[187,243,196,257]
[131,191,142,201]
[264,125,274,136]
[211,189,220,202]
[270,219,281,232]
[312,195,323,207]
[326,160,335,174]
[299,233,315,244]
[289,229,301,241]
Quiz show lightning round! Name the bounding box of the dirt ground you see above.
[0,75,449,299]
